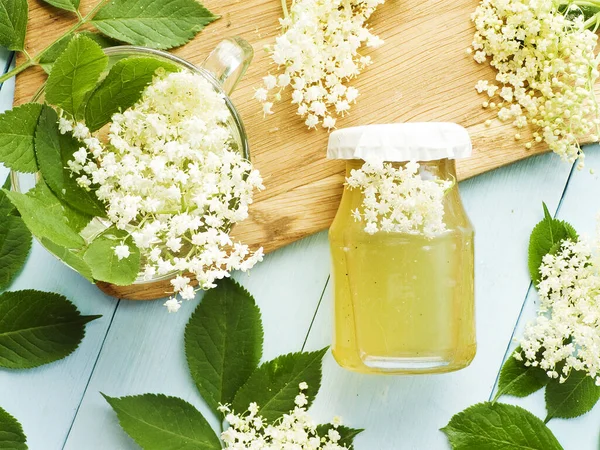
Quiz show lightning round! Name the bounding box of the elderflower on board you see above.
[219,383,350,449]
[519,236,600,384]
[257,0,386,130]
[472,0,600,165]
[346,158,452,238]
[64,70,264,311]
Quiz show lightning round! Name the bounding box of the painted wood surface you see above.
[3,46,600,450]
[15,0,600,262]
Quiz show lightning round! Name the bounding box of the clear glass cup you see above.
[329,158,476,374]
[12,38,254,298]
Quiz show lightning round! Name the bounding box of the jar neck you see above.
[345,158,457,181]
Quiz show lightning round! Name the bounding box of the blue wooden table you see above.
[1,48,600,450]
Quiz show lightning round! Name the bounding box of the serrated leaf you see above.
[42,0,79,12]
[0,103,43,173]
[0,176,14,216]
[46,35,108,119]
[528,203,578,284]
[0,405,27,450]
[41,239,94,283]
[496,350,548,399]
[4,182,87,250]
[545,370,600,421]
[0,290,100,369]
[0,0,27,51]
[35,105,105,217]
[316,424,363,449]
[103,394,221,450]
[91,0,218,50]
[0,216,31,291]
[40,31,119,75]
[83,227,140,285]
[85,56,179,131]
[185,278,263,417]
[442,402,564,450]
[233,348,328,423]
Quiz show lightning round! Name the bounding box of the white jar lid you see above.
[327,122,472,161]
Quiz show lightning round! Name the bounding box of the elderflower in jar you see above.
[328,123,476,374]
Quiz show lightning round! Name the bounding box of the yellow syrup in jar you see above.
[329,160,476,374]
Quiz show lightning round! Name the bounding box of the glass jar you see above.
[328,123,476,374]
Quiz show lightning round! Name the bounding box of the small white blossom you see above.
[113,244,130,260]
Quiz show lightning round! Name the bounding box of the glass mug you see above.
[328,124,476,374]
[12,38,254,299]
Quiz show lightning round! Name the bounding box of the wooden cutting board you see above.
[14,0,598,299]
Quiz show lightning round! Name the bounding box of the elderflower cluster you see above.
[471,0,600,165]
[346,159,452,237]
[518,237,600,384]
[219,383,349,449]
[63,70,264,312]
[255,0,385,130]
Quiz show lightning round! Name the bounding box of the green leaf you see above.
[40,31,119,75]
[41,239,94,283]
[545,370,600,421]
[0,176,14,216]
[316,424,363,449]
[0,290,100,369]
[442,402,564,450]
[0,103,43,173]
[103,394,221,450]
[0,215,31,291]
[46,35,108,119]
[185,278,263,417]
[0,405,27,450]
[42,0,79,12]
[91,0,219,50]
[232,348,328,423]
[34,105,105,217]
[496,350,548,399]
[0,0,27,51]
[528,203,578,284]
[85,56,179,132]
[4,182,87,250]
[83,228,140,285]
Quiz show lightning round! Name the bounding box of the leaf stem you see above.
[0,0,111,85]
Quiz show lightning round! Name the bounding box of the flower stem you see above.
[281,0,290,19]
[0,0,110,85]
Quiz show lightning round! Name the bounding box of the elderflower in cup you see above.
[328,123,476,374]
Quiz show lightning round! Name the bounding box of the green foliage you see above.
[102,394,221,450]
[46,34,108,119]
[0,0,28,51]
[35,105,105,217]
[42,0,79,12]
[91,0,218,50]
[41,238,93,282]
[0,290,100,369]
[39,31,119,74]
[83,227,140,285]
[316,424,363,449]
[85,56,179,131]
[5,182,87,250]
[442,402,564,450]
[232,348,328,423]
[545,370,600,421]
[185,278,263,416]
[0,178,31,290]
[0,405,27,450]
[496,350,548,399]
[0,103,43,173]
[528,203,578,284]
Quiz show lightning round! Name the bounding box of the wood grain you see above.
[14,0,598,299]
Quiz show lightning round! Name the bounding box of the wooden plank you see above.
[14,0,599,261]
[62,232,331,449]
[492,147,600,449]
[303,153,574,448]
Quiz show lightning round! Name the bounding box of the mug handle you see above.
[201,37,254,95]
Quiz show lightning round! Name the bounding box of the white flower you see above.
[113,244,130,260]
[66,70,264,312]
[257,0,385,130]
[346,159,452,238]
[471,0,600,164]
